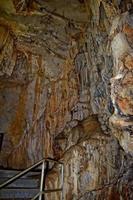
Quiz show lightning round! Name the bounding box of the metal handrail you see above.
[0,158,64,200]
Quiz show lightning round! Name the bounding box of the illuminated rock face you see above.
[110,12,133,155]
[0,0,133,199]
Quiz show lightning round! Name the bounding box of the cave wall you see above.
[0,0,133,199]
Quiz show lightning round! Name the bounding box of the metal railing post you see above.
[39,161,45,200]
[61,164,64,200]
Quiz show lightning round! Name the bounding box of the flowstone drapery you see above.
[0,1,133,199]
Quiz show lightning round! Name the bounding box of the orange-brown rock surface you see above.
[0,0,133,199]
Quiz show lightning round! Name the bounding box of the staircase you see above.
[0,158,64,200]
[0,168,40,199]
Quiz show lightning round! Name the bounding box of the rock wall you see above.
[0,0,133,199]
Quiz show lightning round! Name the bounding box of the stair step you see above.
[0,178,39,188]
[0,169,41,178]
[0,188,39,199]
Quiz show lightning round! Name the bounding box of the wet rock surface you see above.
[0,0,133,199]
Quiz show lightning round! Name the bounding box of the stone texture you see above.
[110,10,133,155]
[0,0,133,199]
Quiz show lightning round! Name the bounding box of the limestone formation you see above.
[0,0,133,199]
